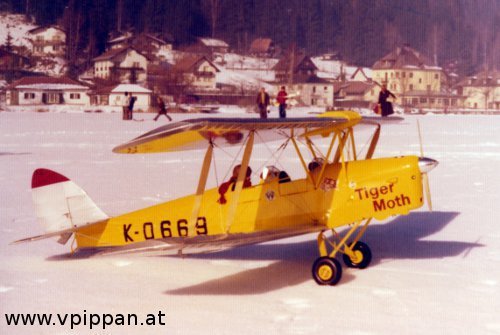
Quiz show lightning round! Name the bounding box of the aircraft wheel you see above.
[342,241,372,269]
[312,257,342,286]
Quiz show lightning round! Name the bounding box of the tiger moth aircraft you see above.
[13,111,438,286]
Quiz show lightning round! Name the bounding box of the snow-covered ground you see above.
[0,13,35,48]
[1,109,499,335]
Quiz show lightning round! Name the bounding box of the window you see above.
[396,72,399,78]
[409,84,413,90]
[402,72,406,78]
[427,85,431,91]
[430,98,435,104]
[420,98,427,103]
[434,73,439,80]
[390,72,394,78]
[24,93,35,99]
[70,93,80,99]
[48,93,59,104]
[409,72,413,78]
[132,62,140,68]
[312,86,316,93]
[324,86,328,91]
[419,78,422,84]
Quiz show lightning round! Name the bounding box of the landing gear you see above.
[312,257,342,285]
[342,241,372,269]
[312,219,373,286]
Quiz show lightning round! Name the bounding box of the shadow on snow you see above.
[165,211,482,295]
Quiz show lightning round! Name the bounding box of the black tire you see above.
[312,257,343,286]
[342,241,372,269]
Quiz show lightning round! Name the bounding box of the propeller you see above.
[417,120,438,211]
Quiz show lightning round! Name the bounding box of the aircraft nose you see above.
[418,157,438,173]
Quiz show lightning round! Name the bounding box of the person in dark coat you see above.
[153,97,172,121]
[256,87,270,119]
[128,94,137,119]
[378,84,396,117]
[276,86,288,118]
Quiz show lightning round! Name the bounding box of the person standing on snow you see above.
[153,96,172,121]
[256,87,270,119]
[122,92,131,120]
[378,84,396,117]
[276,86,288,118]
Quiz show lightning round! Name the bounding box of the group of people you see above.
[256,86,288,119]
[122,92,137,120]
[122,92,172,122]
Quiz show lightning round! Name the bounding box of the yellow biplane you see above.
[14,111,438,286]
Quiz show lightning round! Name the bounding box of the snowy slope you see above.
[1,110,499,335]
[0,13,35,48]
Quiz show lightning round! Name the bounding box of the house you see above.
[457,70,500,110]
[276,77,334,108]
[334,81,378,108]
[184,38,229,55]
[273,53,319,83]
[371,45,460,109]
[273,53,334,107]
[93,47,149,83]
[0,48,30,70]
[107,32,174,55]
[27,25,66,57]
[349,67,371,82]
[170,54,219,90]
[6,76,89,106]
[249,38,276,57]
[108,84,152,111]
[0,48,32,81]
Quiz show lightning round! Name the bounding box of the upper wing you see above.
[93,225,323,257]
[113,112,362,154]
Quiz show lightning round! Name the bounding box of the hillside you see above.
[0,13,35,49]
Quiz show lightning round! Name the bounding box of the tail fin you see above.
[30,168,108,244]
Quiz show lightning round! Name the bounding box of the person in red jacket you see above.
[276,86,288,118]
[217,164,252,204]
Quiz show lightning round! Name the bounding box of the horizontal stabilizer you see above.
[11,220,106,245]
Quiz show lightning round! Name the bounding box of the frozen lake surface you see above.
[1,110,499,334]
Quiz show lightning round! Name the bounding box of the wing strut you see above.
[188,141,214,235]
[365,124,381,159]
[314,132,338,189]
[225,131,254,233]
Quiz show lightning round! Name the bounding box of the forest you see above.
[1,0,498,76]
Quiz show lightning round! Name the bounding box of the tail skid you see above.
[19,168,109,245]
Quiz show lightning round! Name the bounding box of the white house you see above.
[170,54,220,90]
[277,77,335,108]
[93,47,149,83]
[27,25,66,57]
[457,70,500,110]
[6,76,89,106]
[109,84,152,112]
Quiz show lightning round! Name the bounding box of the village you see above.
[0,12,499,115]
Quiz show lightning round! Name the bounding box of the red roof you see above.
[171,55,219,73]
[9,76,84,88]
